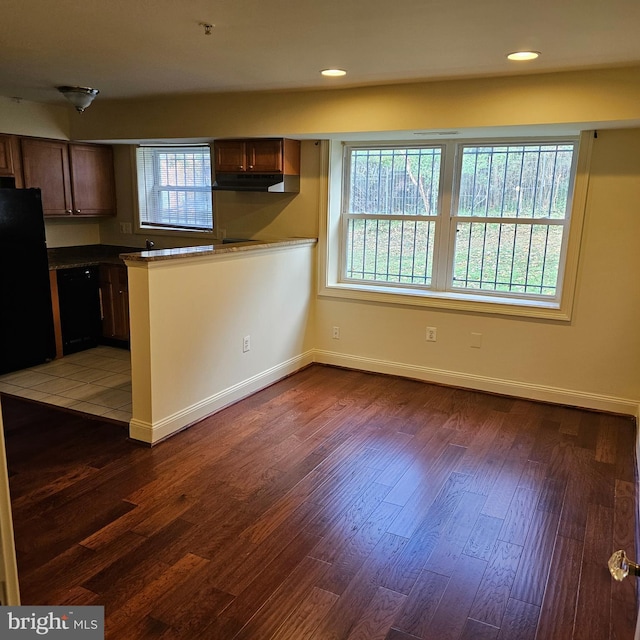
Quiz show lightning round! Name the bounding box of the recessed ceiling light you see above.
[321,69,347,77]
[507,51,540,61]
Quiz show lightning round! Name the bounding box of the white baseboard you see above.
[129,350,315,444]
[131,348,639,444]
[313,349,640,417]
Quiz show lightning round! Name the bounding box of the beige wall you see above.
[99,141,321,249]
[0,97,103,247]
[44,220,101,248]
[315,128,640,409]
[0,96,69,140]
[69,66,640,141]
[3,70,639,418]
[126,243,316,443]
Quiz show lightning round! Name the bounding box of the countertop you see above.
[120,238,317,264]
[47,239,318,270]
[47,244,140,270]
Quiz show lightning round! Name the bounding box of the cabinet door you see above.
[99,265,129,341]
[246,139,283,173]
[114,266,130,341]
[214,140,247,172]
[21,139,72,216]
[69,144,116,216]
[0,135,15,177]
[99,265,116,338]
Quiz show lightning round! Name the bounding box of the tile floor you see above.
[0,346,131,423]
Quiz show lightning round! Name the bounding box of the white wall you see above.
[126,242,316,443]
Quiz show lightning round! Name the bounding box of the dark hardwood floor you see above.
[1,364,637,639]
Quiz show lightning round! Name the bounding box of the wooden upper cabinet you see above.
[246,139,285,172]
[0,136,12,176]
[214,138,300,174]
[69,144,116,216]
[21,138,73,216]
[0,135,18,178]
[20,138,116,218]
[214,140,247,173]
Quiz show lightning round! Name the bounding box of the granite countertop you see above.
[120,238,317,264]
[47,244,141,270]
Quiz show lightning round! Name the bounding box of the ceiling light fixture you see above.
[321,69,347,77]
[506,51,540,61]
[199,22,213,35]
[57,86,99,113]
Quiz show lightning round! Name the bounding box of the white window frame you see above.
[318,131,593,321]
[134,145,215,237]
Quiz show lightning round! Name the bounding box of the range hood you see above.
[212,172,300,193]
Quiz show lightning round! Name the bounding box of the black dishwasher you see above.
[57,266,102,355]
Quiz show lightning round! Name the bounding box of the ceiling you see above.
[2,0,640,107]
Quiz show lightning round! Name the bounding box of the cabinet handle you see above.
[248,165,254,169]
[74,209,81,214]
[65,209,72,214]
[238,165,243,170]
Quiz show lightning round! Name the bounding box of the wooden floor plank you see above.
[469,539,523,628]
[460,618,500,640]
[611,479,638,639]
[391,569,449,638]
[497,598,539,640]
[464,513,504,562]
[573,503,614,640]
[270,587,339,640]
[424,490,486,576]
[535,535,583,640]
[385,445,466,538]
[421,554,488,640]
[344,586,406,640]
[509,507,560,606]
[1,364,635,640]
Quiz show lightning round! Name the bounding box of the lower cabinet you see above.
[99,264,130,342]
[56,266,102,356]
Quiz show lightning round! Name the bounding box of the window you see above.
[334,137,583,316]
[345,146,441,286]
[136,146,213,232]
[452,143,574,296]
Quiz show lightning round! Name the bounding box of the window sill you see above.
[319,281,570,321]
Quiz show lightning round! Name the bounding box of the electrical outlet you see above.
[426,326,437,342]
[243,335,251,352]
[332,326,340,339]
[119,222,132,234]
[470,332,483,348]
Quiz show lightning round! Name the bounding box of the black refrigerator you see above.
[0,188,56,375]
